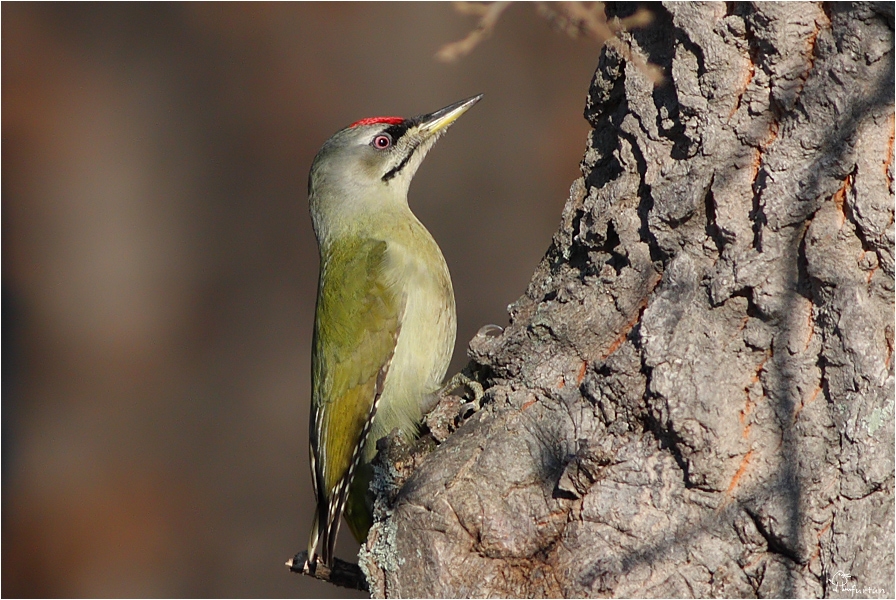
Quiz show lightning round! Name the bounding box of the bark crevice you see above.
[360,3,894,597]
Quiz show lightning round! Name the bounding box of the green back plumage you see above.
[309,235,404,561]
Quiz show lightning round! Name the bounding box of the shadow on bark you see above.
[360,3,894,597]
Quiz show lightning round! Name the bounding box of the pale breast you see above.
[363,220,456,459]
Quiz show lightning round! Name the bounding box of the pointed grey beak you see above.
[415,94,483,137]
[379,94,482,184]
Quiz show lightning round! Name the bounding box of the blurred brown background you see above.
[3,3,600,597]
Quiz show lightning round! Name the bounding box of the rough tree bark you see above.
[358,3,894,597]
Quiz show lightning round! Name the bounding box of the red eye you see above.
[372,134,392,149]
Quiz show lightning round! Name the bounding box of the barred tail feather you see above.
[306,506,321,566]
[306,324,400,568]
[306,442,323,567]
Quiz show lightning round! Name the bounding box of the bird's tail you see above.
[305,506,321,567]
[306,440,341,569]
[306,478,346,569]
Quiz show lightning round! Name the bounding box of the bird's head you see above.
[308,95,482,241]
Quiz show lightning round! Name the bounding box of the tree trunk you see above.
[359,3,895,597]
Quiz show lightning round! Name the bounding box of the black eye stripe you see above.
[378,120,416,182]
[381,121,410,141]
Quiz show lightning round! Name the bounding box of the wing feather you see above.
[307,237,403,566]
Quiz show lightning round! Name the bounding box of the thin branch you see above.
[537,2,662,84]
[286,551,369,592]
[436,1,512,63]
[437,1,663,84]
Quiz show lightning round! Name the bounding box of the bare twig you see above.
[537,2,662,84]
[436,1,512,63]
[437,1,663,84]
[536,1,651,41]
[286,551,369,592]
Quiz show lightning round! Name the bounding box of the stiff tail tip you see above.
[305,506,323,570]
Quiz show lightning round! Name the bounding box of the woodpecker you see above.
[304,95,482,569]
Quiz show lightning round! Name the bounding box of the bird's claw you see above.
[441,371,485,418]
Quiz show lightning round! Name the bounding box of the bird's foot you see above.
[441,371,485,417]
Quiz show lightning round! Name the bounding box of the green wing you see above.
[309,236,403,561]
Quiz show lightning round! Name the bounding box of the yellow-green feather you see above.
[310,236,404,552]
[309,206,455,560]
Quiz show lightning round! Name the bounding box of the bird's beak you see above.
[381,94,482,185]
[415,94,483,137]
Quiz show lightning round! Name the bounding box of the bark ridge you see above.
[361,3,895,597]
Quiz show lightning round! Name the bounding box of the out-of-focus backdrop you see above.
[3,3,600,596]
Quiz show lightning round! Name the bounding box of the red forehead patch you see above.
[349,116,404,128]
